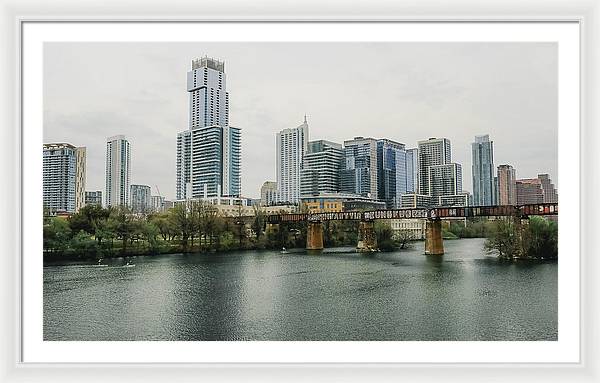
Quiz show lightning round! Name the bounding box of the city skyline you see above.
[43,42,558,199]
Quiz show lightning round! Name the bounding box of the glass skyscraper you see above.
[471,134,496,206]
[376,139,407,209]
[176,57,241,200]
[341,137,378,199]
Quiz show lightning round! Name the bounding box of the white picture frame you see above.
[1,0,598,381]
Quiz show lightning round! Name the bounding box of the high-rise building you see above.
[472,134,496,206]
[151,195,166,213]
[376,139,407,209]
[176,57,241,200]
[416,137,463,206]
[405,148,419,194]
[85,191,103,207]
[417,138,451,196]
[276,117,309,204]
[260,181,278,206]
[497,164,517,205]
[188,57,229,128]
[130,184,151,213]
[341,137,378,199]
[43,143,85,213]
[74,147,86,212]
[516,174,558,205]
[438,193,470,207]
[428,163,463,199]
[105,135,131,207]
[300,140,343,197]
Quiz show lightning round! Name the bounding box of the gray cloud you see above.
[44,42,557,199]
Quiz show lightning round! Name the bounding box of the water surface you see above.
[43,238,557,341]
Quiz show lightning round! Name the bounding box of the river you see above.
[43,238,557,341]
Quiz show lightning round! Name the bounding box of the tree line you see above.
[484,216,558,260]
[44,203,391,259]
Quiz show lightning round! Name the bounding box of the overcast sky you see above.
[44,42,558,200]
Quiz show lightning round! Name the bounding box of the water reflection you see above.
[44,238,557,341]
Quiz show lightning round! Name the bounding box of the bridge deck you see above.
[264,203,558,223]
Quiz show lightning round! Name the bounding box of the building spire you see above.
[303,114,307,124]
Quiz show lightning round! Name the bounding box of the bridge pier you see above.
[425,218,444,255]
[357,220,378,252]
[306,221,324,251]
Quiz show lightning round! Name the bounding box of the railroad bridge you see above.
[264,203,558,255]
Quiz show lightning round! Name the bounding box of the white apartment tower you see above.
[188,57,229,128]
[105,135,131,207]
[176,57,241,200]
[276,117,309,204]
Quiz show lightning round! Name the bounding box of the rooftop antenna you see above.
[304,114,307,124]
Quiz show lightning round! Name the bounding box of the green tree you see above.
[111,206,135,255]
[484,218,521,260]
[374,221,395,251]
[168,203,193,250]
[69,204,110,235]
[523,216,558,259]
[69,230,99,257]
[394,229,415,249]
[251,205,266,240]
[43,217,72,254]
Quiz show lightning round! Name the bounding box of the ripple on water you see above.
[43,238,557,341]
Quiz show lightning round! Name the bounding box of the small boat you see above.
[124,261,136,268]
[280,247,287,254]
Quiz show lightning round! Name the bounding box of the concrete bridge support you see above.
[425,218,444,255]
[306,221,324,251]
[357,220,378,252]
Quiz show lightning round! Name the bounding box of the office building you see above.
[43,143,85,214]
[472,134,496,206]
[516,174,558,205]
[300,192,383,213]
[428,163,462,199]
[405,148,419,194]
[151,195,166,213]
[376,139,407,209]
[176,57,241,200]
[400,193,433,209]
[341,137,378,199]
[260,181,278,206]
[85,191,103,207]
[105,135,131,207]
[390,219,427,240]
[300,140,343,197]
[130,184,151,213]
[276,117,309,204]
[417,138,451,196]
[438,193,470,207]
[497,164,517,205]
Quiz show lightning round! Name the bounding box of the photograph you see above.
[41,41,559,342]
